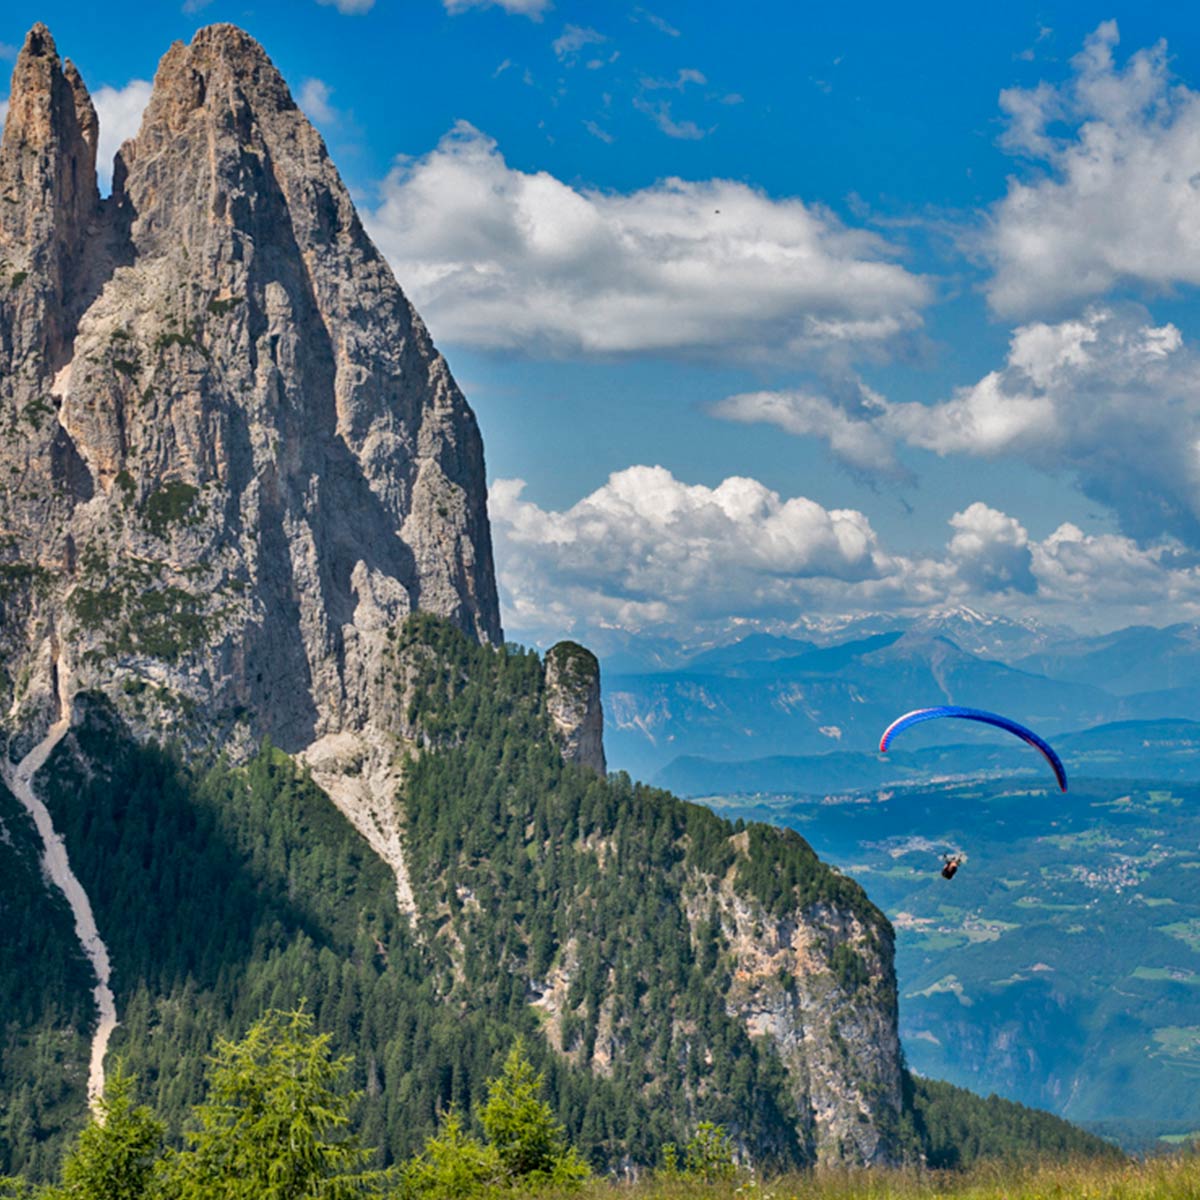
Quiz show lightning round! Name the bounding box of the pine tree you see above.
[402,1109,499,1200]
[160,1006,388,1199]
[46,1065,164,1200]
[480,1041,588,1189]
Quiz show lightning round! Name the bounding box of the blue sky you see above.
[7,1,1200,652]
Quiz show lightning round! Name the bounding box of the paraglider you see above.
[878,705,1067,880]
[878,706,1067,791]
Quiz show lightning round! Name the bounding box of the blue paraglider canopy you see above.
[878,705,1068,792]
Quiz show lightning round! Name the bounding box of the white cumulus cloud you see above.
[948,503,1037,595]
[490,466,907,638]
[488,469,1200,644]
[93,79,153,193]
[890,307,1199,544]
[713,306,1200,548]
[987,20,1200,316]
[364,122,931,359]
[1031,523,1200,610]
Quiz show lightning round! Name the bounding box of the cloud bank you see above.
[491,467,1200,645]
[365,122,931,359]
[717,307,1200,547]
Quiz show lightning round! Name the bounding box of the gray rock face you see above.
[0,23,500,759]
[709,883,903,1166]
[544,642,606,775]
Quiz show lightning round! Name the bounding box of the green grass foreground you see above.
[550,1158,1200,1200]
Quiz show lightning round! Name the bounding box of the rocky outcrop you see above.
[517,828,902,1166]
[544,641,606,775]
[0,23,500,763]
[692,846,902,1166]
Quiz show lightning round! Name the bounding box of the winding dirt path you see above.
[4,716,118,1109]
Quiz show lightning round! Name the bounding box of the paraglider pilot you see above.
[876,705,1066,884]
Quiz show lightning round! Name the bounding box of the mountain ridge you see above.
[606,614,1200,783]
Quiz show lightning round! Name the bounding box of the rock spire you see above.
[0,22,500,758]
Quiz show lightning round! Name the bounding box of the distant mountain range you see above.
[658,719,1200,797]
[610,608,1200,1149]
[600,609,1200,785]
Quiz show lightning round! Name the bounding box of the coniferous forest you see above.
[0,616,1116,1184]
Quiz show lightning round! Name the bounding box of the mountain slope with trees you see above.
[2,615,898,1177]
[0,616,1119,1181]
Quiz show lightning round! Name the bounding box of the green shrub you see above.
[20,398,53,430]
[481,1041,589,1189]
[830,942,870,992]
[115,471,136,504]
[403,1109,500,1200]
[69,586,123,628]
[683,1122,737,1183]
[142,482,199,538]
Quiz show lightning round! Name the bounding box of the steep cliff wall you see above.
[0,24,500,764]
[691,843,902,1165]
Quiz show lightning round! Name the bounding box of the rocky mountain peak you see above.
[0,23,98,370]
[2,24,97,209]
[0,22,500,761]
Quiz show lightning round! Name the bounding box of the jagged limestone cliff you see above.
[0,23,909,1172]
[0,22,499,764]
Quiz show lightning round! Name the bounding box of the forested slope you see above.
[0,616,1116,1180]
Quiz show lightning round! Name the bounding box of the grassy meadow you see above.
[556,1157,1200,1200]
